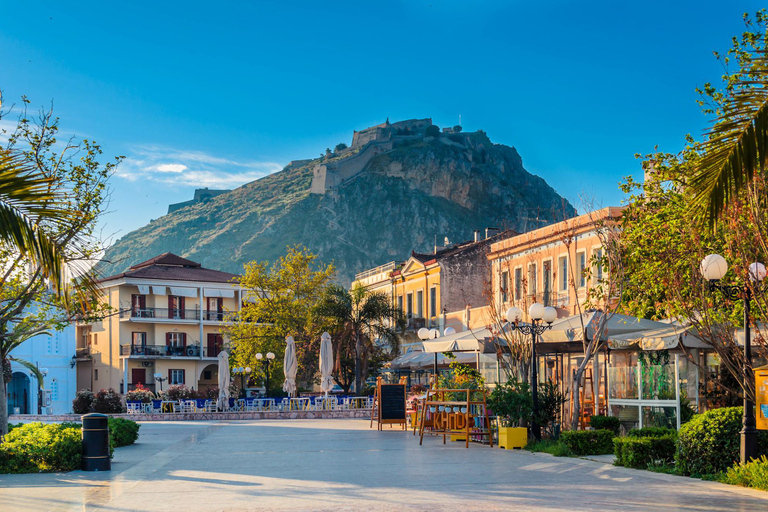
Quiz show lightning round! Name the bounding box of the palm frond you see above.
[7,356,44,387]
[689,49,768,224]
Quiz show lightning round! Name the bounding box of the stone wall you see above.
[440,243,492,312]
[310,140,393,195]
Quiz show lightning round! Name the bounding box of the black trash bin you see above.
[81,413,111,471]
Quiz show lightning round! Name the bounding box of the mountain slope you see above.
[100,130,575,284]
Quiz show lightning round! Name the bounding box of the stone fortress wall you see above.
[311,118,433,195]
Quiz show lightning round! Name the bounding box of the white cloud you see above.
[116,145,284,189]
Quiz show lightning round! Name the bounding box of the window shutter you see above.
[181,369,185,385]
[166,332,171,347]
[180,296,186,319]
[168,369,172,384]
[181,333,187,348]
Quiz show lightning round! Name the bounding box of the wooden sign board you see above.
[373,382,406,430]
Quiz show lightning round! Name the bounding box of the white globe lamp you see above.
[417,327,430,340]
[443,327,456,336]
[749,262,767,283]
[266,352,275,360]
[528,303,545,321]
[429,328,439,339]
[700,254,728,281]
[506,307,522,323]
[542,306,558,324]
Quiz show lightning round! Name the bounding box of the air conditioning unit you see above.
[141,361,153,368]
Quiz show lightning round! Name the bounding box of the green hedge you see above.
[108,418,140,448]
[614,435,677,468]
[590,415,620,434]
[723,455,768,491]
[675,407,768,476]
[627,427,676,438]
[560,429,614,455]
[0,423,81,473]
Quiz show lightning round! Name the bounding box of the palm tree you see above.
[0,150,69,292]
[316,283,403,393]
[689,48,768,224]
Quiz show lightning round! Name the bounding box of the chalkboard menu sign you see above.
[379,384,406,422]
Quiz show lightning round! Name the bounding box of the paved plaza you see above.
[1,419,767,511]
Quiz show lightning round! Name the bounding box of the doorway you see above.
[8,372,30,414]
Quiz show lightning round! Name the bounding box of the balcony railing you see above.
[76,347,92,359]
[525,291,570,308]
[120,308,201,321]
[121,344,222,357]
[406,317,426,330]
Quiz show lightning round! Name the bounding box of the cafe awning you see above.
[540,312,669,344]
[608,323,710,350]
[421,327,492,353]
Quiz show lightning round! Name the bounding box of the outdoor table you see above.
[314,396,337,411]
[161,401,176,413]
[346,396,370,409]
[254,398,275,411]
[285,397,310,411]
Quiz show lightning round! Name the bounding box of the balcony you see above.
[525,291,570,309]
[121,343,222,358]
[75,347,92,359]
[406,317,426,331]
[120,308,201,321]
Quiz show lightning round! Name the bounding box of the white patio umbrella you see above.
[283,335,298,398]
[217,350,230,411]
[319,332,334,398]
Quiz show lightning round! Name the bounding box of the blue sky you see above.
[1,1,762,241]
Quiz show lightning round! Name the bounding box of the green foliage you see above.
[92,388,125,413]
[108,418,140,448]
[676,407,768,476]
[560,429,615,456]
[590,415,620,434]
[72,389,95,414]
[0,422,81,473]
[627,426,676,438]
[614,435,677,469]
[487,380,532,428]
[425,125,440,137]
[525,438,573,457]
[723,455,768,491]
[226,245,335,388]
[537,380,567,437]
[125,384,155,403]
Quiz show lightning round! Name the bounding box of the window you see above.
[416,290,423,318]
[406,293,413,318]
[132,294,147,317]
[514,268,522,301]
[527,263,537,296]
[207,333,223,357]
[543,261,552,305]
[559,256,568,291]
[50,379,59,401]
[397,295,403,313]
[578,252,587,288]
[169,369,185,385]
[595,248,604,282]
[203,370,212,380]
[207,297,223,321]
[429,287,437,318]
[500,271,509,303]
[93,333,98,345]
[166,332,187,356]
[132,332,146,346]
[94,369,99,381]
[168,295,185,319]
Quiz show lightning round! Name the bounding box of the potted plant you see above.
[487,379,532,449]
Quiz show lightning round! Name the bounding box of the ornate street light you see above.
[153,372,167,392]
[506,303,558,441]
[255,352,276,397]
[700,253,766,463]
[233,367,252,398]
[418,327,440,380]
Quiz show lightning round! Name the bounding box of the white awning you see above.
[170,287,198,298]
[137,285,150,294]
[608,323,710,350]
[421,327,491,353]
[204,288,235,298]
[151,286,166,296]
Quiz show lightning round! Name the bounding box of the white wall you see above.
[8,324,77,415]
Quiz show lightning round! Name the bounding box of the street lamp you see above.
[506,303,558,441]
[255,352,276,397]
[700,253,766,463]
[233,367,252,398]
[418,327,440,380]
[37,366,49,415]
[153,372,167,392]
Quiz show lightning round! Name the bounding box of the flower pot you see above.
[498,426,527,450]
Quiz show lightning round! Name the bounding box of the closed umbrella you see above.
[283,335,297,397]
[217,350,230,411]
[319,332,334,398]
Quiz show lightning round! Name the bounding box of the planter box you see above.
[498,426,527,449]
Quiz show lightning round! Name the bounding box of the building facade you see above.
[76,253,243,394]
[7,325,77,415]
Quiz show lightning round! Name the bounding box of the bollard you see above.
[81,413,111,471]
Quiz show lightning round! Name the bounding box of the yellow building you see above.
[76,253,243,394]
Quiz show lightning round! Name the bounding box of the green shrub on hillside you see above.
[675,407,768,476]
[0,423,81,473]
[614,435,677,468]
[590,415,620,434]
[560,429,614,456]
[723,455,768,491]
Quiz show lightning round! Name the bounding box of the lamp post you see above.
[37,365,48,415]
[153,372,167,392]
[700,254,766,463]
[233,367,252,398]
[417,327,440,381]
[505,303,558,441]
[255,352,276,397]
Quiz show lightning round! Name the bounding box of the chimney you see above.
[474,230,480,243]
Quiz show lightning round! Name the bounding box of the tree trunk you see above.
[0,375,8,438]
[570,371,582,431]
[354,332,362,394]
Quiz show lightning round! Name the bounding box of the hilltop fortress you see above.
[310,118,465,195]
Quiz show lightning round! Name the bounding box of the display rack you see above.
[418,388,493,448]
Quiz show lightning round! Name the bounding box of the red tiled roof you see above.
[98,252,239,284]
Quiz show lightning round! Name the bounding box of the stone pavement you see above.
[1,419,767,511]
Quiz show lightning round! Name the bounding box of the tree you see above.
[335,143,348,152]
[224,245,335,392]
[0,96,118,436]
[315,283,403,393]
[452,125,462,133]
[425,125,440,138]
[689,11,768,223]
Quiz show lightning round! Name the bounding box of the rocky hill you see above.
[100,125,576,284]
